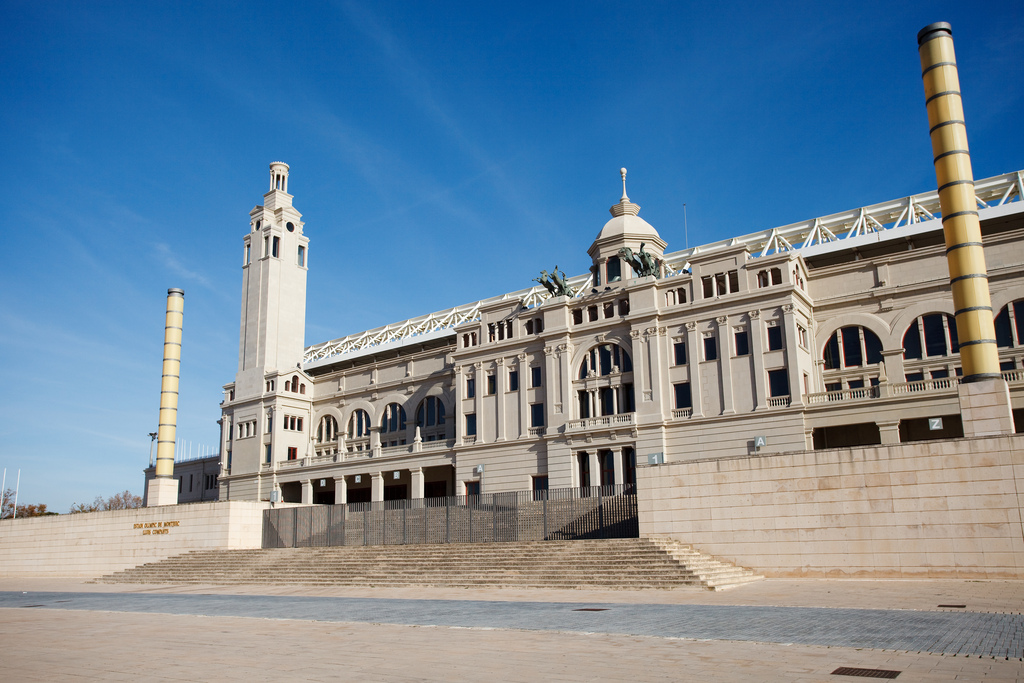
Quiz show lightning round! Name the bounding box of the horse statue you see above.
[618,242,659,278]
[534,266,574,297]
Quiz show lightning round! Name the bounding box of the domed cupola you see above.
[587,169,667,287]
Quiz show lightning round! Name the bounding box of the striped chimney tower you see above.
[918,22,1013,436]
[146,288,184,506]
[917,22,1000,382]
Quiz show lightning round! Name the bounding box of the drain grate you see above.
[832,667,901,679]
[20,605,44,608]
[572,608,609,612]
[937,604,966,609]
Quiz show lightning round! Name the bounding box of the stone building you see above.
[213,163,1024,505]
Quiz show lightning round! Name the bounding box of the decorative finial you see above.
[609,167,640,218]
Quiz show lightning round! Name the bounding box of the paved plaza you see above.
[1,578,1023,681]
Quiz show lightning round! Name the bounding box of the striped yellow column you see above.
[154,289,184,478]
[918,22,1000,382]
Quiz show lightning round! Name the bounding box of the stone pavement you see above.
[1,578,1023,681]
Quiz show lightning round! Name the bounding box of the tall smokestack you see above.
[917,22,1000,383]
[146,288,184,506]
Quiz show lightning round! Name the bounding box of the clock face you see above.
[286,222,295,232]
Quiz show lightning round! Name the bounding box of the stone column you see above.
[877,420,901,444]
[716,316,735,415]
[613,447,624,486]
[371,472,384,502]
[495,358,506,441]
[517,354,529,438]
[629,329,647,403]
[685,322,703,418]
[473,362,484,443]
[301,479,313,504]
[782,305,803,407]
[881,349,905,385]
[334,476,347,505]
[588,451,600,488]
[411,467,425,499]
[749,310,767,410]
[454,365,465,445]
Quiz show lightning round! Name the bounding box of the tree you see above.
[69,490,143,514]
[1,488,55,519]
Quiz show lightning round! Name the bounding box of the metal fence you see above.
[262,484,638,548]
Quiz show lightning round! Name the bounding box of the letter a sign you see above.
[754,436,768,448]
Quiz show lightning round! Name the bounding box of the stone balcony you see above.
[565,412,636,433]
[805,370,1023,407]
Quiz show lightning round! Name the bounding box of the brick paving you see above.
[1,579,1023,681]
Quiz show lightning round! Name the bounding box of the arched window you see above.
[316,415,338,443]
[823,326,883,369]
[380,403,407,435]
[415,396,447,441]
[291,375,299,392]
[348,409,371,438]
[902,314,959,360]
[578,343,633,379]
[994,300,1024,348]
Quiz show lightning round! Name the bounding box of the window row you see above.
[672,368,790,410]
[464,402,546,435]
[467,367,542,397]
[672,324,784,366]
[235,420,257,439]
[571,300,630,325]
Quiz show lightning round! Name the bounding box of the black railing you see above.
[262,484,638,548]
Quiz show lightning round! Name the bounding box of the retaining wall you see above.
[637,433,1024,578]
[0,501,268,578]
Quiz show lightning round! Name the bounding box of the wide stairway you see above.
[97,538,762,591]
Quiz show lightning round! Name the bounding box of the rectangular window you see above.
[728,270,739,293]
[266,416,272,433]
[244,243,251,265]
[272,236,280,258]
[673,341,687,366]
[265,444,272,463]
[532,475,548,500]
[287,447,297,460]
[531,403,545,428]
[466,377,475,398]
[588,305,598,322]
[603,302,615,318]
[525,319,534,335]
[263,235,269,257]
[465,413,477,436]
[734,330,749,356]
[465,481,480,496]
[487,374,496,395]
[768,369,790,397]
[509,370,519,391]
[297,245,306,267]
[767,325,783,351]
[904,372,924,382]
[673,382,692,409]
[572,309,583,325]
[297,417,303,432]
[798,326,808,349]
[531,366,542,387]
[702,275,714,298]
[703,334,717,361]
[618,299,630,316]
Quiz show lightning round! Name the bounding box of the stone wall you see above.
[637,434,1024,578]
[0,501,268,578]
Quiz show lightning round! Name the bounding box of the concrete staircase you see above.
[97,538,763,591]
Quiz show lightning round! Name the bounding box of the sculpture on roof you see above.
[534,266,574,298]
[618,243,660,278]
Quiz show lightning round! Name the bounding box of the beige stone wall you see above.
[637,434,1024,578]
[0,501,268,578]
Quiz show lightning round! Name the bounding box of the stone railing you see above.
[890,377,957,395]
[671,408,692,419]
[421,439,455,451]
[767,396,791,408]
[806,386,879,405]
[528,426,545,436]
[565,413,636,432]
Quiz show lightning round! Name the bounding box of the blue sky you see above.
[1,1,1021,511]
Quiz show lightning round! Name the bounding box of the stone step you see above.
[98,538,763,592]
